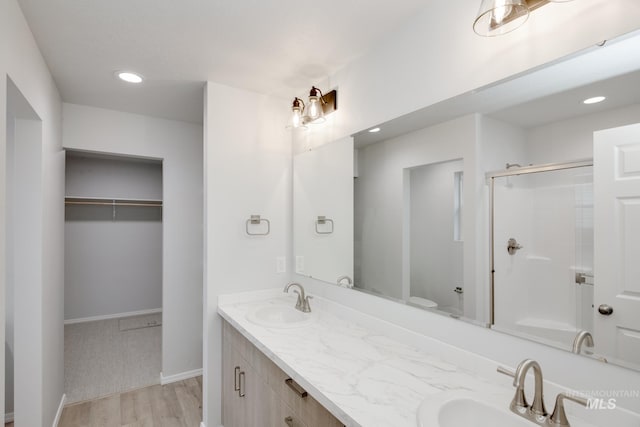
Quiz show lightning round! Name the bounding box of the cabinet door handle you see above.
[285,378,308,398]
[239,371,246,397]
[284,416,294,427]
[234,366,240,391]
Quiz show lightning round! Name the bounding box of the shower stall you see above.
[488,160,594,351]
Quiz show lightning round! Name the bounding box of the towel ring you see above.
[315,216,334,234]
[246,215,270,236]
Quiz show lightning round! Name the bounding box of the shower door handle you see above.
[598,304,614,316]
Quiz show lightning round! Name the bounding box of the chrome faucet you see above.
[498,359,547,423]
[514,359,548,418]
[548,393,589,426]
[336,275,353,288]
[571,330,594,354]
[498,359,590,427]
[283,282,312,313]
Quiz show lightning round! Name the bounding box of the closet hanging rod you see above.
[65,201,163,207]
[65,197,162,208]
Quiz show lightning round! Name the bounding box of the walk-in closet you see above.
[64,151,163,404]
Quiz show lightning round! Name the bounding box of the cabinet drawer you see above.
[277,374,344,427]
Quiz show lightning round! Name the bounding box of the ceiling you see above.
[17,0,428,124]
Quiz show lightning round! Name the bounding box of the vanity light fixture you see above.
[368,127,381,133]
[583,96,606,105]
[286,86,337,130]
[286,97,307,129]
[116,71,144,83]
[474,0,574,37]
[473,0,529,37]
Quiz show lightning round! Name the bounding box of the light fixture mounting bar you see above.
[491,0,550,30]
[525,0,550,11]
[320,90,337,115]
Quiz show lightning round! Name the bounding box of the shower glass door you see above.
[491,164,593,352]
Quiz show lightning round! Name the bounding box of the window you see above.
[453,171,463,241]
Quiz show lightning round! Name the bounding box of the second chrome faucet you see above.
[498,359,589,426]
[283,282,312,313]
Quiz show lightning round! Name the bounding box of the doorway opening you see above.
[63,151,163,403]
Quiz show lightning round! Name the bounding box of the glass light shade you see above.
[286,98,307,130]
[305,95,325,123]
[473,0,529,37]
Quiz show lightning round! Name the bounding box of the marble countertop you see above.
[218,290,521,426]
[217,290,620,427]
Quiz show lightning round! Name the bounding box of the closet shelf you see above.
[65,197,163,207]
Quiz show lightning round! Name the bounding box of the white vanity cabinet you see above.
[222,320,345,427]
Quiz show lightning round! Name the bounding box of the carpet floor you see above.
[64,314,161,404]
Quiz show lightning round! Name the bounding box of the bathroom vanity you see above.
[218,289,640,427]
[222,317,343,427]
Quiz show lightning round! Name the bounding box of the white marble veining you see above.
[218,289,639,427]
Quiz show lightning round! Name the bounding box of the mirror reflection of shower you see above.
[489,160,595,354]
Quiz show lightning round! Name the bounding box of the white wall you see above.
[290,0,640,416]
[6,94,45,421]
[12,115,44,426]
[64,155,163,320]
[203,82,291,427]
[4,112,15,418]
[62,103,203,380]
[1,0,64,424]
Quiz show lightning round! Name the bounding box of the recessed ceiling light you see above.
[368,127,381,133]
[583,96,606,105]
[116,71,144,83]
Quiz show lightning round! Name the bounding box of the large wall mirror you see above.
[293,30,640,372]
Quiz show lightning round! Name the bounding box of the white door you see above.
[594,122,640,368]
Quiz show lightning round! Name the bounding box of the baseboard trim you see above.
[160,368,203,385]
[53,393,66,427]
[5,412,14,423]
[64,308,162,325]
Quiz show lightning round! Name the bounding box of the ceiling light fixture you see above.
[474,0,574,37]
[368,127,381,133]
[286,86,337,130]
[583,96,606,105]
[116,71,144,83]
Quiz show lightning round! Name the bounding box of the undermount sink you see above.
[246,303,316,328]
[418,390,533,427]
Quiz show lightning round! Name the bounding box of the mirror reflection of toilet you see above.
[408,296,438,309]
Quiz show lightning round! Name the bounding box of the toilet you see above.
[408,296,438,309]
